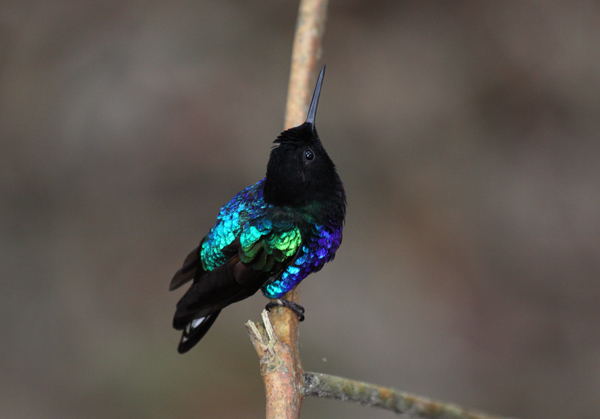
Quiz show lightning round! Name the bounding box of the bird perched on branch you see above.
[170,66,346,353]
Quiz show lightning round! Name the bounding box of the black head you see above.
[264,66,344,209]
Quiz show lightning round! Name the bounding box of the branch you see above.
[246,2,520,419]
[246,311,302,418]
[284,0,329,130]
[245,1,521,417]
[302,372,516,419]
[245,1,329,418]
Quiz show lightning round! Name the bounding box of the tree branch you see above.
[284,0,329,130]
[244,1,329,418]
[246,2,517,419]
[246,311,302,418]
[302,372,516,419]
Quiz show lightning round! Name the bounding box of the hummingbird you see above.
[170,66,346,353]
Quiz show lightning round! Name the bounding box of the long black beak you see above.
[306,65,326,127]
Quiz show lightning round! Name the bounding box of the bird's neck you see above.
[273,184,345,228]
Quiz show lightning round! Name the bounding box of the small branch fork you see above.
[246,311,302,418]
[246,312,515,419]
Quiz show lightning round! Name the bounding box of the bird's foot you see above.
[265,299,305,321]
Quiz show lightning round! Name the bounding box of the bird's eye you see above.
[304,149,314,161]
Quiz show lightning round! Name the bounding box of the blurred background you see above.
[2,1,600,418]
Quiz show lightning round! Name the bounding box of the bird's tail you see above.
[175,311,221,354]
[171,254,266,353]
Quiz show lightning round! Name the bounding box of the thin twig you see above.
[302,372,517,419]
[246,1,329,418]
[247,2,521,418]
[284,0,329,130]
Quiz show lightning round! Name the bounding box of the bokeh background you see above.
[3,1,600,418]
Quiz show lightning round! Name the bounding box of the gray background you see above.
[2,1,600,418]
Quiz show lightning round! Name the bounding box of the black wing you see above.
[170,222,302,353]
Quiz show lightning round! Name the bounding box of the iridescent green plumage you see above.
[200,180,303,277]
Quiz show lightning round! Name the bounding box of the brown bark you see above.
[245,1,329,418]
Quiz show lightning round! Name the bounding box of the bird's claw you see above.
[265,299,305,321]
